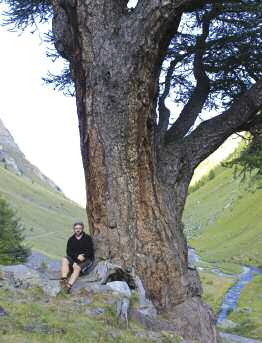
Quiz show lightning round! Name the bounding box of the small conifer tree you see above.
[0,196,30,265]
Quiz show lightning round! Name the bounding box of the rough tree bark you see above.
[51,1,262,341]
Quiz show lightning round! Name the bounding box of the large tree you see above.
[2,0,261,341]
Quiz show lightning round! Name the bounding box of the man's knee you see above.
[73,263,81,272]
[62,257,69,265]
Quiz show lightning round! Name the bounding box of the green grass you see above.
[183,142,262,340]
[184,165,262,272]
[199,270,237,314]
[0,286,183,343]
[0,165,87,258]
[220,274,262,340]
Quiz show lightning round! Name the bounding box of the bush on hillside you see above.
[0,196,30,265]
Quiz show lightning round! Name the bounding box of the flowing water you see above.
[188,248,262,322]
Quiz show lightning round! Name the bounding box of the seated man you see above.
[60,222,94,293]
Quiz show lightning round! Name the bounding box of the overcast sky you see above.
[0,19,87,207]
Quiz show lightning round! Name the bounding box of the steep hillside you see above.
[183,137,262,341]
[0,117,86,258]
[183,157,262,272]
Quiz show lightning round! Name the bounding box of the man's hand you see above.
[77,254,85,262]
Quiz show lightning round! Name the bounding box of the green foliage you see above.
[0,195,30,264]
[1,0,52,31]
[223,118,262,188]
[2,0,261,114]
[167,0,262,110]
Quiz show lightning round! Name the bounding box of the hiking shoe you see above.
[64,282,72,294]
[59,277,67,289]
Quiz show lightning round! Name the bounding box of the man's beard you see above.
[75,231,83,237]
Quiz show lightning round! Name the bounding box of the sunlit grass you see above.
[0,166,87,258]
[199,270,237,314]
[184,165,262,271]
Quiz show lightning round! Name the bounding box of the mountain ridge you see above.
[0,116,87,258]
[0,117,62,193]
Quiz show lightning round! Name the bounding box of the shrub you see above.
[0,195,30,264]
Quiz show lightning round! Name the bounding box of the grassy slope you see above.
[199,270,237,314]
[226,274,262,340]
[183,152,262,340]
[0,165,87,259]
[0,285,184,343]
[183,164,262,272]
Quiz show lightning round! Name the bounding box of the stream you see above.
[188,248,262,323]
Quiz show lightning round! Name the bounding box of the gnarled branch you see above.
[131,0,193,48]
[184,80,262,169]
[165,6,219,143]
[158,54,187,133]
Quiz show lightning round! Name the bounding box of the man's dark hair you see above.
[73,222,84,229]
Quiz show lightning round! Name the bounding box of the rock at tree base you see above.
[116,297,130,324]
[106,281,131,297]
[167,296,221,343]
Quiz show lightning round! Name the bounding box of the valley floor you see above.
[183,163,262,341]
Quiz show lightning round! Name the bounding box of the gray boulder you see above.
[135,276,157,318]
[116,297,130,325]
[106,281,131,298]
[2,265,42,289]
[1,264,61,296]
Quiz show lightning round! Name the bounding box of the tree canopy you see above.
[2,0,261,120]
[158,0,261,140]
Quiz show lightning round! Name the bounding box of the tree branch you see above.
[132,0,195,47]
[133,0,235,33]
[158,54,187,132]
[165,6,219,143]
[184,80,262,169]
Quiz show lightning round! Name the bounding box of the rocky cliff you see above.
[0,117,62,193]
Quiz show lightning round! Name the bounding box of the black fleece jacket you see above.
[66,232,94,262]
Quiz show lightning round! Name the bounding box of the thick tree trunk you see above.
[52,1,221,341]
[72,35,190,311]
